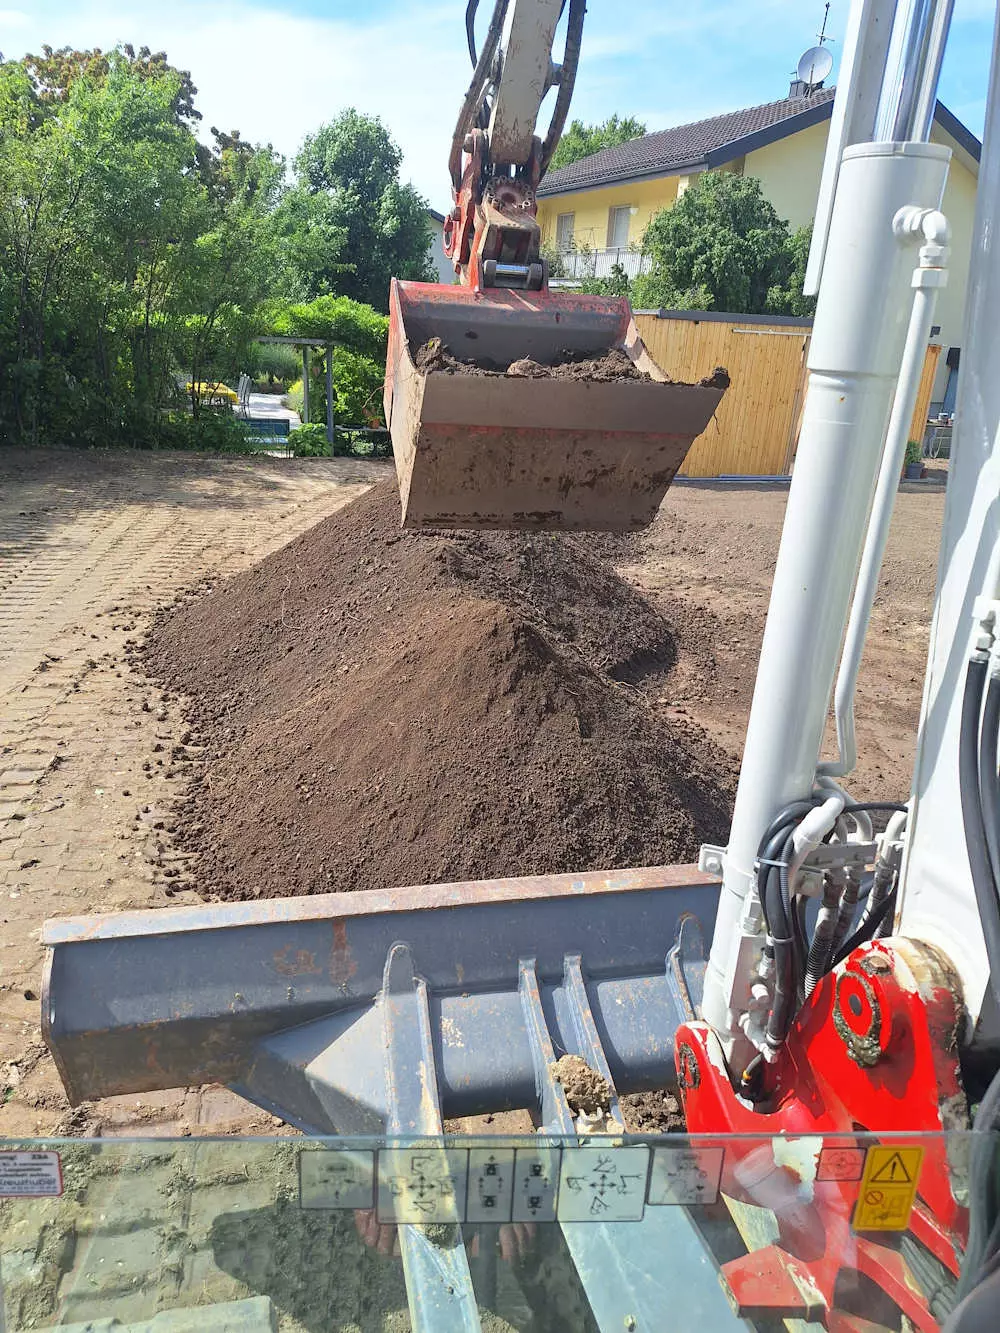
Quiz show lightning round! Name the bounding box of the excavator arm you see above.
[445,0,585,291]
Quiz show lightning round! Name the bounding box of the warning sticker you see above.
[816,1146,866,1183]
[0,1150,63,1198]
[852,1146,923,1232]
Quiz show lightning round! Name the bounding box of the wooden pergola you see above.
[255,336,335,444]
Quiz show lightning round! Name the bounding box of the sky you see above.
[2,0,995,210]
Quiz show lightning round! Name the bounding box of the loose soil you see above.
[414,337,650,381]
[143,480,738,901]
[413,337,730,390]
[619,1089,686,1134]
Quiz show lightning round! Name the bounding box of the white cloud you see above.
[0,8,31,27]
[10,1,472,209]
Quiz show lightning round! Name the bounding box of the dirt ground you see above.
[0,449,381,1139]
[0,449,947,1139]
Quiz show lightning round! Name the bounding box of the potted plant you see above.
[903,440,923,480]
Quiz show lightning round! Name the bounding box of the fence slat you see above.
[635,313,940,478]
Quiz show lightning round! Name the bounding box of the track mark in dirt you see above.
[0,448,383,1138]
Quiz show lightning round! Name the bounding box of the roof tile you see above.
[538,88,836,196]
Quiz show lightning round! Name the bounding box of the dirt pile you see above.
[143,481,736,900]
[414,337,652,381]
[413,337,730,389]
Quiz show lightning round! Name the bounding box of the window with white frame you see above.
[555,212,575,252]
[606,205,632,249]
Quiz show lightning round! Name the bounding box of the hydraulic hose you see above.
[538,0,585,176]
[979,669,1000,894]
[763,831,798,1056]
[959,654,1000,1007]
[831,888,898,967]
[805,877,844,996]
[956,655,1000,1303]
[449,0,509,189]
[958,1067,1000,1302]
[832,867,861,955]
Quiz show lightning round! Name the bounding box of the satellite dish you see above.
[797,44,833,86]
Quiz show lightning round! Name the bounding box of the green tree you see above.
[766,222,816,318]
[0,46,285,444]
[0,49,408,450]
[266,186,349,300]
[0,50,204,440]
[20,43,200,124]
[549,114,646,171]
[294,109,434,309]
[632,171,807,315]
[171,128,285,412]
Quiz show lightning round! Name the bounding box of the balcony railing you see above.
[554,247,652,280]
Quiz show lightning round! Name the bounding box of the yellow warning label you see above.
[852,1146,924,1232]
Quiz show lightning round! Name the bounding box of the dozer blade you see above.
[383,279,727,531]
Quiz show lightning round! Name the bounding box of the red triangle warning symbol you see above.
[870,1152,912,1183]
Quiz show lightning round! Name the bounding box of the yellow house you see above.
[536,85,981,405]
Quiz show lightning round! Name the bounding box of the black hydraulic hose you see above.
[449,0,509,190]
[957,657,1000,1303]
[831,886,897,967]
[959,654,1000,1010]
[804,878,843,995]
[979,670,1000,894]
[792,895,809,1004]
[764,833,798,1054]
[840,802,909,816]
[759,799,824,849]
[538,0,585,175]
[958,1067,1000,1301]
[465,0,480,65]
[830,868,861,957]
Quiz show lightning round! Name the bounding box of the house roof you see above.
[427,207,446,223]
[537,88,981,197]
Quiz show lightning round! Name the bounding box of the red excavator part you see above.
[675,937,968,1331]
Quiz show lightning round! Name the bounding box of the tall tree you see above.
[0,47,282,443]
[294,109,433,309]
[266,187,350,301]
[549,114,646,171]
[633,171,803,315]
[19,43,200,124]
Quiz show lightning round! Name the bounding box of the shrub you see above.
[904,439,923,467]
[283,349,385,428]
[578,261,632,298]
[334,347,384,426]
[261,295,389,360]
[288,422,334,457]
[249,342,301,385]
[154,411,257,453]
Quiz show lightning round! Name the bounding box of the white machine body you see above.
[899,21,1000,1021]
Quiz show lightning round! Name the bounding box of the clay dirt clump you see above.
[548,1055,612,1116]
[143,480,736,902]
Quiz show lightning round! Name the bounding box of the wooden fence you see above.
[634,310,941,479]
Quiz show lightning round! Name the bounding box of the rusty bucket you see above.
[383,279,726,531]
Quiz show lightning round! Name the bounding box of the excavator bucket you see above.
[383,279,727,531]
